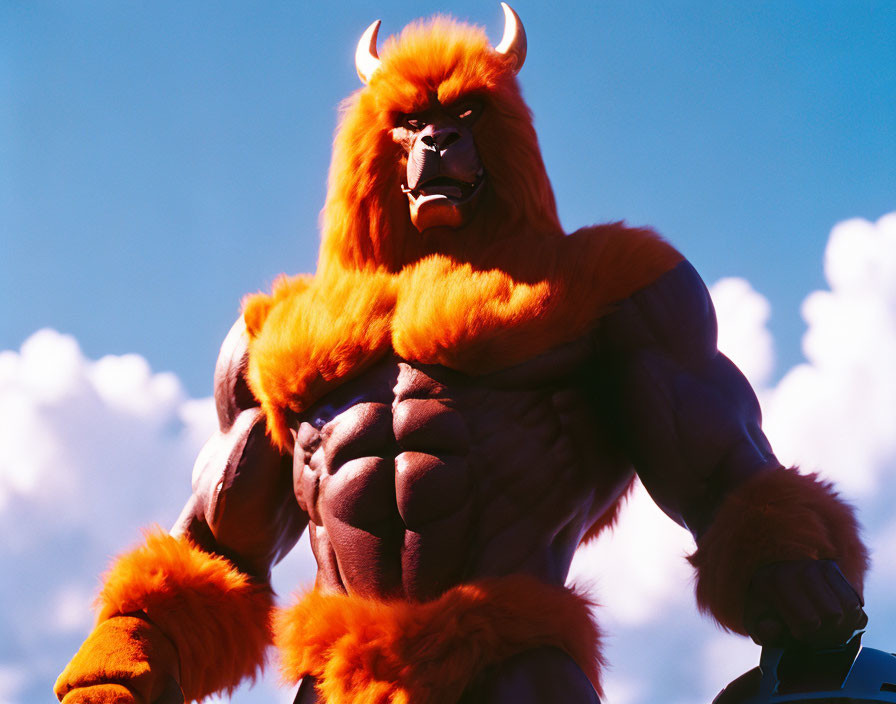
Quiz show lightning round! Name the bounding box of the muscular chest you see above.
[291,345,620,529]
[293,362,460,527]
[245,231,682,453]
[289,345,635,597]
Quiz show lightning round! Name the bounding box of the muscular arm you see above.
[171,319,306,580]
[600,261,868,645]
[56,320,307,704]
[599,260,777,536]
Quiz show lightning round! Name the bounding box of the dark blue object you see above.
[713,633,896,703]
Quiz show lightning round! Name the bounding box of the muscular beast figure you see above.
[56,7,868,704]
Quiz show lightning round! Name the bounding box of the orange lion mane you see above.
[244,17,682,451]
[317,16,563,277]
[238,16,682,701]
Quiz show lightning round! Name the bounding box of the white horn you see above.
[494,3,527,74]
[355,20,382,84]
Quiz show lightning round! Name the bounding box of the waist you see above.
[274,575,603,704]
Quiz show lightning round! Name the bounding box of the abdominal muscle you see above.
[291,357,633,602]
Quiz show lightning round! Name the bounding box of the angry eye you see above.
[401,114,428,130]
[450,100,483,124]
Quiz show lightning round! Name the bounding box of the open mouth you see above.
[402,170,485,204]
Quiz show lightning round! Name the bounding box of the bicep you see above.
[170,320,308,579]
[172,407,307,579]
[601,261,779,537]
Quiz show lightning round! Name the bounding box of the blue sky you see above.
[3,1,893,395]
[2,3,895,703]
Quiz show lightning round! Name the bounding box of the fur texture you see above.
[243,268,396,450]
[580,476,637,543]
[317,18,562,276]
[96,529,274,702]
[245,224,682,451]
[54,615,180,704]
[274,576,603,704]
[688,466,869,633]
[244,16,683,452]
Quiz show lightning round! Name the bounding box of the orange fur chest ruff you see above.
[244,226,682,449]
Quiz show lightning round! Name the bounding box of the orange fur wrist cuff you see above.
[688,466,869,633]
[96,529,274,702]
[274,575,603,704]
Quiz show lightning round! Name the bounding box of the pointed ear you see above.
[241,293,274,339]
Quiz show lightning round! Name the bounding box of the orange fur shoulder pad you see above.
[274,575,603,704]
[688,466,869,633]
[96,529,274,702]
[243,224,683,450]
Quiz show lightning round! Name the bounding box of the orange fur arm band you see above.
[96,529,274,702]
[688,466,869,634]
[275,575,603,704]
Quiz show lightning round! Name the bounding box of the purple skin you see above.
[172,262,864,702]
[744,560,866,648]
[392,98,486,232]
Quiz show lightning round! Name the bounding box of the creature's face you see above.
[319,5,561,273]
[391,97,486,231]
[354,4,524,234]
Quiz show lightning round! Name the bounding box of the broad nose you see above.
[419,124,461,151]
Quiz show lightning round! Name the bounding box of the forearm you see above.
[116,407,304,699]
[94,529,275,701]
[602,260,868,638]
[689,465,867,634]
[56,319,307,702]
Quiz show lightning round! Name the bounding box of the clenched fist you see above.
[744,559,867,648]
[55,616,183,704]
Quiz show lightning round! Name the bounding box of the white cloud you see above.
[699,632,762,698]
[572,212,896,703]
[569,483,694,626]
[4,213,896,704]
[0,330,315,704]
[0,665,26,704]
[47,584,93,635]
[761,213,896,496]
[0,330,208,530]
[710,276,775,390]
[0,331,214,701]
[601,674,644,704]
